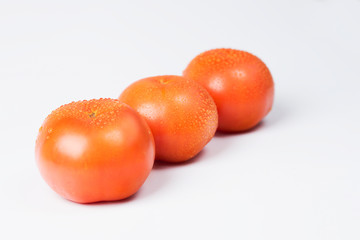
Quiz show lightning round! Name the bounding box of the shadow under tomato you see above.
[264,97,288,128]
[133,150,208,199]
[215,121,265,137]
[152,150,207,170]
[76,191,140,206]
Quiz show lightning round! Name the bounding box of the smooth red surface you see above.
[35,99,155,203]
[183,48,274,132]
[119,75,218,163]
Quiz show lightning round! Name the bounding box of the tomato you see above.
[35,98,155,203]
[183,48,274,132]
[119,75,218,163]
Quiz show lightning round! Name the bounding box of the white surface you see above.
[1,0,360,239]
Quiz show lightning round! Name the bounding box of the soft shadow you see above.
[264,97,289,128]
[215,121,265,137]
[79,191,140,206]
[153,150,207,170]
[136,150,208,199]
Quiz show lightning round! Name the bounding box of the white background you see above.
[1,0,359,239]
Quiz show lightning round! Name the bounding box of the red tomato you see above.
[183,48,274,132]
[119,75,218,163]
[35,99,155,203]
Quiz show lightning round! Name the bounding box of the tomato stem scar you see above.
[88,110,98,118]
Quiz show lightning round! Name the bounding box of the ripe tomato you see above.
[35,99,155,203]
[183,48,274,132]
[119,75,218,163]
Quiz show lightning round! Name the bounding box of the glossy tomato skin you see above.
[35,99,155,203]
[183,48,274,132]
[119,75,218,163]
